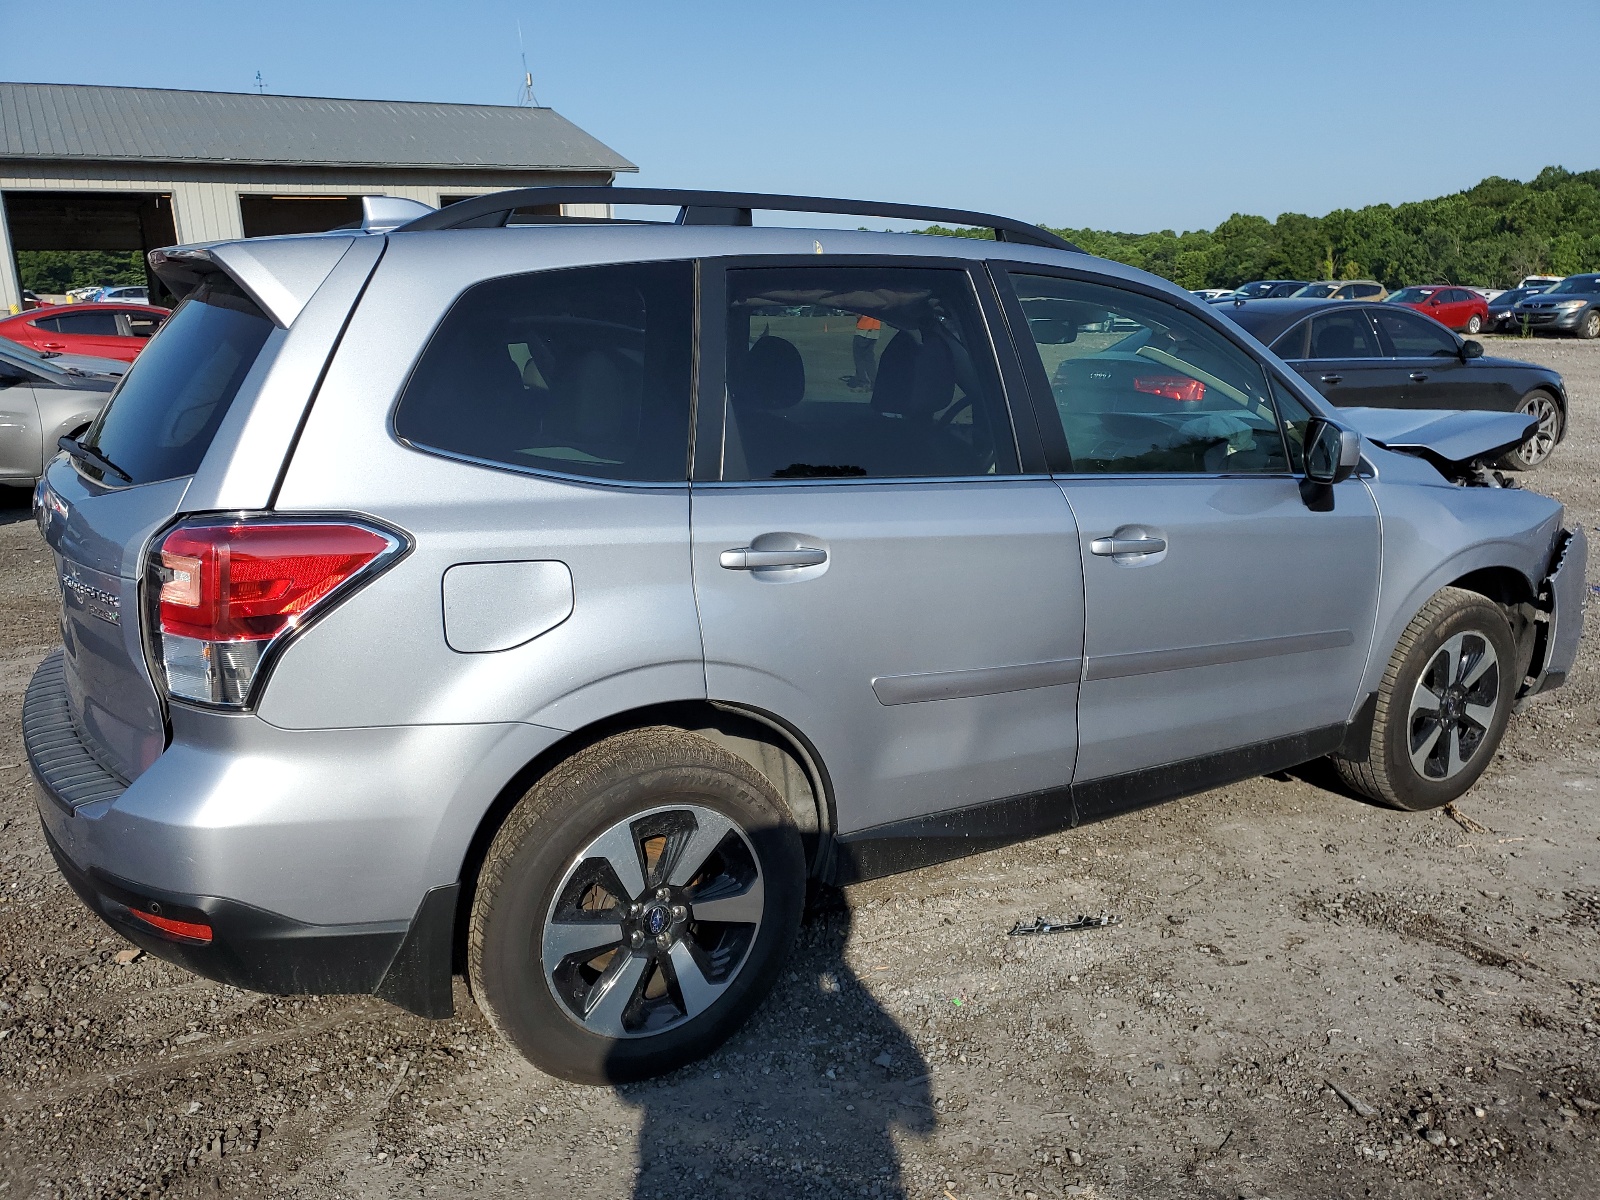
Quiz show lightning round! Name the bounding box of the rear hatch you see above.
[39,275,278,781]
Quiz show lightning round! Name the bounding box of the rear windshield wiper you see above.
[58,435,132,484]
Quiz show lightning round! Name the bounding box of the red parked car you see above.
[1385,286,1489,334]
[0,302,168,363]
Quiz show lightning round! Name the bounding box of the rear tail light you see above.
[146,517,404,708]
[1134,375,1207,403]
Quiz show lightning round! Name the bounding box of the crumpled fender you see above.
[1338,407,1536,467]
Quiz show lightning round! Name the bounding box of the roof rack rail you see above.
[393,186,1080,252]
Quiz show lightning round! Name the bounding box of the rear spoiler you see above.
[150,236,361,328]
[147,196,430,325]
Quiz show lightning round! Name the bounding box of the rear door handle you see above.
[1319,374,1343,384]
[719,547,827,570]
[1409,372,1429,382]
[1090,535,1167,557]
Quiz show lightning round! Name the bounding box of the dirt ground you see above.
[1,335,1596,1200]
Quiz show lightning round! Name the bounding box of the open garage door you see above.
[239,195,364,238]
[3,190,178,307]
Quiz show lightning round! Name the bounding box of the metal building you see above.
[0,81,636,312]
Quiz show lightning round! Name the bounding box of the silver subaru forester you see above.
[24,188,1586,1083]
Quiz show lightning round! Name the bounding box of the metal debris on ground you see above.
[1443,803,1493,835]
[1007,914,1121,937]
[1325,1077,1379,1119]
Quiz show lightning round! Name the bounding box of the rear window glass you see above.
[80,278,273,485]
[394,262,694,483]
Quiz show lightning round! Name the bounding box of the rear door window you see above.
[394,262,694,482]
[46,310,120,336]
[79,277,274,485]
[1270,321,1308,359]
[720,264,1017,480]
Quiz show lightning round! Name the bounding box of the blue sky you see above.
[3,1,1595,233]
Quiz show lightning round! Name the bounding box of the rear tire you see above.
[1333,587,1516,811]
[467,727,805,1083]
[1494,388,1563,470]
[1466,314,1482,334]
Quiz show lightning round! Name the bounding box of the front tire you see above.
[468,727,806,1083]
[1466,314,1482,334]
[1579,309,1600,340]
[1495,388,1563,470]
[1333,587,1517,811]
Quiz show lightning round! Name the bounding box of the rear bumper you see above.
[24,648,566,1014]
[36,815,457,1017]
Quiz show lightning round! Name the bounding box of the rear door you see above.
[690,258,1083,845]
[998,268,1379,815]
[39,278,278,779]
[35,307,128,359]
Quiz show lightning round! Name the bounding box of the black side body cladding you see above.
[832,724,1347,884]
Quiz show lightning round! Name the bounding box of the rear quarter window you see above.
[394,261,695,483]
[80,278,274,485]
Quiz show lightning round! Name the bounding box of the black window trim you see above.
[693,253,1044,487]
[990,261,1305,479]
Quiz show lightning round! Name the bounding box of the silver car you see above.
[24,188,1587,1084]
[0,339,117,488]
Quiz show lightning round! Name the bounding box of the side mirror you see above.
[1304,417,1362,485]
[1460,338,1483,360]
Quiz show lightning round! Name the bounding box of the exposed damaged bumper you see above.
[1524,525,1588,701]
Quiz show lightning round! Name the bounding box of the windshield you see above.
[1548,275,1600,295]
[1387,288,1437,303]
[1234,281,1278,297]
[1495,288,1537,305]
[1296,283,1337,298]
[80,278,275,485]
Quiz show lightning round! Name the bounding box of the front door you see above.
[1369,305,1511,410]
[0,375,42,481]
[690,259,1084,849]
[998,269,1380,817]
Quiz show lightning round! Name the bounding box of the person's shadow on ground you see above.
[616,892,934,1199]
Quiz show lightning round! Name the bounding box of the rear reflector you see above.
[127,907,214,944]
[1134,374,1206,403]
[148,518,402,707]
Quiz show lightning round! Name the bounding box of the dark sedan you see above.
[1217,297,1568,468]
[1512,273,1600,339]
[1486,284,1554,332]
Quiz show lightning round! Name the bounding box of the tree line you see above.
[926,166,1600,290]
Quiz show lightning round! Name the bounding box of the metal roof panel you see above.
[0,82,635,172]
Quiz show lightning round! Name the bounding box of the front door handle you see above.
[1090,535,1167,557]
[1409,372,1429,382]
[1319,374,1343,384]
[720,546,827,570]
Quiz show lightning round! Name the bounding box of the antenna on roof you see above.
[254,71,267,95]
[516,22,541,107]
